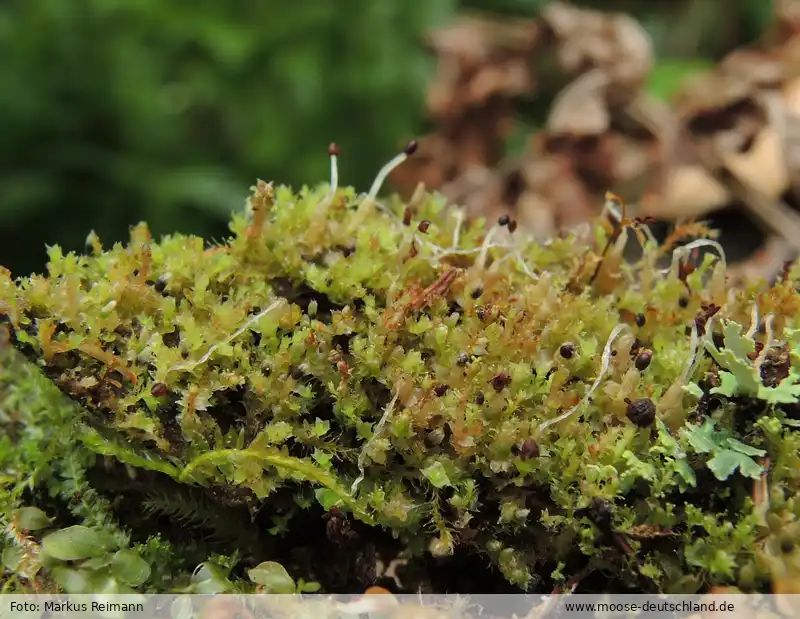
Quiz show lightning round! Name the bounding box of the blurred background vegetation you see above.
[0,0,776,276]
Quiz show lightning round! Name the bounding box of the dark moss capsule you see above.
[433,384,449,397]
[475,391,485,405]
[747,341,765,361]
[425,426,446,447]
[490,372,511,392]
[151,382,169,397]
[404,139,419,156]
[780,537,795,554]
[508,220,518,233]
[626,398,656,427]
[498,214,510,226]
[635,313,646,327]
[153,277,168,294]
[634,350,652,371]
[559,343,575,359]
[678,297,689,308]
[471,286,483,299]
[590,498,614,531]
[290,366,305,380]
[517,438,540,460]
[456,352,471,367]
[403,207,412,226]
[418,220,431,233]
[162,329,181,348]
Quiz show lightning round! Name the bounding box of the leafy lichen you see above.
[1,164,800,594]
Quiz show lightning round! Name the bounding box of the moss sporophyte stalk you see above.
[1,142,800,595]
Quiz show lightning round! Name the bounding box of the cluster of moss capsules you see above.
[1,141,799,595]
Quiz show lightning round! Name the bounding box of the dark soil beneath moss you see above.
[81,460,664,594]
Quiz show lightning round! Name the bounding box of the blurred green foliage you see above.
[0,0,455,276]
[646,59,716,100]
[0,0,778,276]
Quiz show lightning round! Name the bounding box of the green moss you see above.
[1,176,800,594]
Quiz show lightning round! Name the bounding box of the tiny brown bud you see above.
[404,139,419,156]
[678,297,689,308]
[508,220,518,233]
[418,220,431,233]
[475,391,485,405]
[433,384,449,397]
[425,426,446,447]
[747,341,764,361]
[150,382,169,397]
[498,214,510,226]
[328,142,340,156]
[559,343,575,359]
[456,352,471,367]
[626,398,656,427]
[516,438,539,460]
[471,286,483,299]
[635,313,646,327]
[490,372,511,392]
[634,350,652,371]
